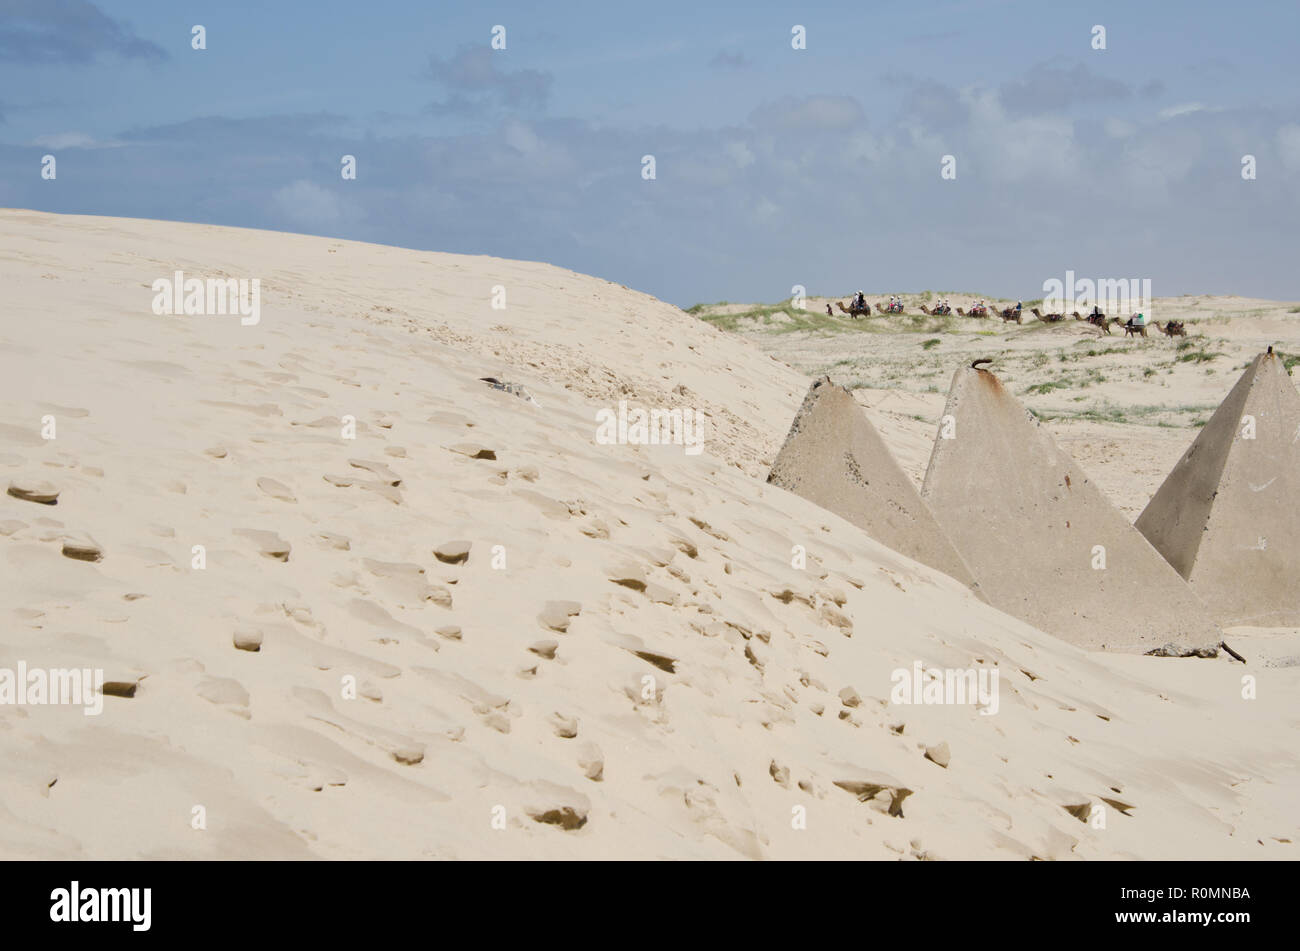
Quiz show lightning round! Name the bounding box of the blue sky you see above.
[3,0,1299,306]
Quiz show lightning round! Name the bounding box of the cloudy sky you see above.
[2,0,1299,306]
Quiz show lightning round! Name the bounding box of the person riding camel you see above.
[1015,300,1023,314]
[853,291,867,311]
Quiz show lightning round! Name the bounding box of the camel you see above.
[878,300,905,314]
[1076,312,1110,334]
[959,305,989,318]
[995,306,1022,324]
[1154,320,1186,337]
[836,300,871,318]
[920,304,953,316]
[1114,317,1148,338]
[1030,307,1071,323]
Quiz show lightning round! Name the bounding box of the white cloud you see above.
[1277,124,1300,172]
[1159,103,1206,119]
[748,96,865,133]
[965,89,1079,184]
[503,120,540,155]
[271,180,344,227]
[1105,117,1136,138]
[726,141,754,169]
[30,132,121,149]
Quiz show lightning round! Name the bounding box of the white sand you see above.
[0,210,1295,859]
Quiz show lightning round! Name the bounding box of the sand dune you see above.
[1,210,1296,859]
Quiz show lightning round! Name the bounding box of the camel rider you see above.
[853,291,866,310]
[1015,300,1023,314]
[1131,312,1146,328]
[1091,304,1103,318]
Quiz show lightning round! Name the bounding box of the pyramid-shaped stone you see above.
[921,364,1222,653]
[767,377,979,589]
[1136,350,1300,627]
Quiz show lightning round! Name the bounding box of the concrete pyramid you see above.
[921,363,1222,653]
[767,377,979,589]
[1136,350,1300,627]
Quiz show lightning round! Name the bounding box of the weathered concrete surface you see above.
[1137,351,1300,627]
[767,377,979,589]
[921,365,1222,653]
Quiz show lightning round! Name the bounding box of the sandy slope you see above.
[0,210,1296,859]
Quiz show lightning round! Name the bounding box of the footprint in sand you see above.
[577,743,604,781]
[523,784,591,831]
[361,559,450,607]
[528,639,559,660]
[322,473,402,505]
[7,480,59,505]
[433,540,472,565]
[256,477,297,503]
[60,533,104,563]
[549,713,578,738]
[537,601,581,632]
[196,676,251,718]
[233,628,264,652]
[348,458,402,486]
[314,532,351,551]
[233,529,291,561]
[924,742,951,769]
[444,442,497,460]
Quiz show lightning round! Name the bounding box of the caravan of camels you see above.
[825,297,1187,337]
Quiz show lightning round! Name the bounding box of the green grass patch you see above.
[1025,380,1069,395]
